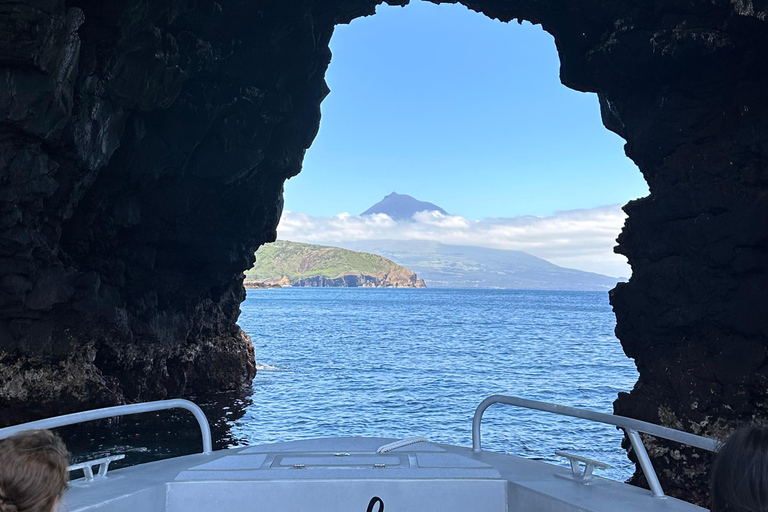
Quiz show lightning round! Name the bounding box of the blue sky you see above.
[283,0,649,220]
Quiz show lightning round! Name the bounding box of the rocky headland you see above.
[245,241,426,288]
[243,280,283,289]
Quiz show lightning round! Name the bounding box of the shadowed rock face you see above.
[1,0,767,503]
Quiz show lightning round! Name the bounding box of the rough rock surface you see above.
[287,270,426,288]
[247,268,427,288]
[1,0,767,504]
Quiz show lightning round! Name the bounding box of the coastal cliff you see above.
[245,241,427,288]
[1,1,767,503]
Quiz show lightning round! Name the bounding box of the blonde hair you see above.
[0,430,69,512]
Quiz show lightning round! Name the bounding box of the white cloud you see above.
[277,205,630,278]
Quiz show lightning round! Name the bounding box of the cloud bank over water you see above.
[277,205,629,278]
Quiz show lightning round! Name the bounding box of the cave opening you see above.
[241,0,647,482]
[285,1,648,281]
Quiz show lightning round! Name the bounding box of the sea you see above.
[62,288,639,482]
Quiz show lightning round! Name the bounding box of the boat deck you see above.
[62,437,706,512]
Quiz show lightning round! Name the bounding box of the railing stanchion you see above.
[472,396,497,453]
[469,394,718,499]
[626,428,665,498]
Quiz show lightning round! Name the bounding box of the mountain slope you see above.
[361,192,448,220]
[332,239,624,291]
[246,240,426,288]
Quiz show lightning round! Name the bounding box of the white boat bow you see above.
[0,396,716,512]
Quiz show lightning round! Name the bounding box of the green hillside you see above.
[246,240,403,280]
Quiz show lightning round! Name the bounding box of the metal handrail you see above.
[472,395,719,499]
[0,399,212,454]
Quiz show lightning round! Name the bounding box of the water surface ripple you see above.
[236,288,639,481]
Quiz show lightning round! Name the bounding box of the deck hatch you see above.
[188,454,268,470]
[416,453,493,469]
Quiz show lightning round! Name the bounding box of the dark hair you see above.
[0,430,69,512]
[711,426,768,512]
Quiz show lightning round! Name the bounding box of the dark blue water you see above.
[235,288,639,481]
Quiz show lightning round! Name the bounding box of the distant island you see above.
[333,239,624,291]
[249,194,626,291]
[328,193,625,291]
[245,241,427,288]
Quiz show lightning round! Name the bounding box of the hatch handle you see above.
[376,436,429,454]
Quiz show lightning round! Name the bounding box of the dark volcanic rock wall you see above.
[2,0,768,504]
[0,0,371,424]
[606,12,768,505]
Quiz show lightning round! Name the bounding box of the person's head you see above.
[0,430,69,512]
[711,425,768,512]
